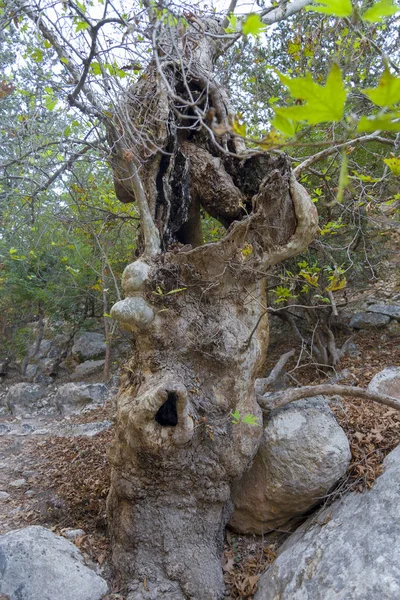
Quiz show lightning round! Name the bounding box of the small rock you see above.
[40,358,59,376]
[368,366,400,401]
[59,420,112,437]
[25,364,39,381]
[0,361,8,376]
[349,312,390,329]
[387,320,400,338]
[26,339,52,360]
[0,491,10,501]
[71,359,105,380]
[366,303,400,321]
[47,333,70,359]
[329,368,352,384]
[22,470,36,478]
[72,332,106,362]
[25,490,36,497]
[9,478,27,488]
[21,424,35,434]
[62,528,86,541]
[339,339,360,357]
[55,383,108,414]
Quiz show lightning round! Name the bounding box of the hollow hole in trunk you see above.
[155,392,178,427]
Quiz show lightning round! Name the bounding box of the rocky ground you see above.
[0,287,399,599]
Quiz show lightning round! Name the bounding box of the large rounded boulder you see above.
[230,397,351,534]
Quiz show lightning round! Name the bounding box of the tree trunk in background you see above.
[101,262,112,381]
[107,16,318,599]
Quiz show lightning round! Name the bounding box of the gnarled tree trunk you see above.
[107,14,318,600]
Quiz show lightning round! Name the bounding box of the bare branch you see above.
[262,0,313,25]
[220,0,313,54]
[116,147,160,257]
[15,0,104,116]
[30,139,105,199]
[221,0,238,31]
[344,17,400,74]
[294,134,395,176]
[257,383,400,413]
[255,350,295,394]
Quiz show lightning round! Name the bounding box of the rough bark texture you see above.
[107,15,318,600]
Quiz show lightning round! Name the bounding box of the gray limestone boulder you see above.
[254,443,400,600]
[366,303,400,321]
[47,333,70,359]
[368,366,400,401]
[26,339,52,360]
[72,332,106,362]
[55,382,107,413]
[25,364,38,381]
[386,320,400,338]
[349,312,390,329]
[229,398,351,534]
[4,383,49,415]
[71,359,105,380]
[0,361,8,376]
[0,525,108,600]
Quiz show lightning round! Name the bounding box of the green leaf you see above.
[64,125,72,137]
[44,95,58,111]
[232,115,247,136]
[272,64,347,127]
[363,67,400,107]
[362,0,400,22]
[76,0,86,13]
[350,170,381,182]
[242,414,259,426]
[271,111,296,136]
[75,20,90,31]
[384,157,400,176]
[306,0,352,17]
[224,13,238,33]
[230,409,241,424]
[31,48,44,63]
[357,112,400,132]
[90,62,102,76]
[242,13,266,36]
[60,56,69,65]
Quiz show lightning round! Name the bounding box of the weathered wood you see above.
[107,15,318,600]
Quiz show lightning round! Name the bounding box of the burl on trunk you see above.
[106,15,318,600]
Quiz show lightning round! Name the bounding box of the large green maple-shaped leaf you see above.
[362,0,400,22]
[363,67,400,107]
[357,112,400,132]
[272,64,347,132]
[242,13,266,36]
[306,0,352,17]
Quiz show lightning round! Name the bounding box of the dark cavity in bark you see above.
[155,392,179,427]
